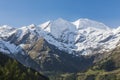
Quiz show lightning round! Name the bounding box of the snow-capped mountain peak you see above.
[49,18,76,38]
[39,21,50,29]
[53,18,68,23]
[0,25,16,38]
[40,18,76,39]
[0,25,15,31]
[39,21,51,32]
[73,18,110,30]
[0,25,13,29]
[28,24,36,28]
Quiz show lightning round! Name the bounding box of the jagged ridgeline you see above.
[0,52,49,80]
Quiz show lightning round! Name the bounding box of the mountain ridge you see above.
[0,18,120,56]
[0,18,120,73]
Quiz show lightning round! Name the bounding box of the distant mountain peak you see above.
[54,18,68,23]
[73,18,110,30]
[39,18,76,38]
[27,24,36,29]
[0,25,14,30]
[39,21,51,30]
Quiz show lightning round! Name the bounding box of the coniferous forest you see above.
[0,52,49,80]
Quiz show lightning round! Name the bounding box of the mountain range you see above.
[1,18,120,55]
[0,18,120,79]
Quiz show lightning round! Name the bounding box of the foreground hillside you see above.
[49,46,120,80]
[0,52,49,80]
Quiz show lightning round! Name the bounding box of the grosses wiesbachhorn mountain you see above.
[0,18,120,72]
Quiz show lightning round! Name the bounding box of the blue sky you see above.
[0,0,120,28]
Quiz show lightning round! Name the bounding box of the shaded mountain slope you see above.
[48,45,120,80]
[0,52,49,80]
[24,38,95,72]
